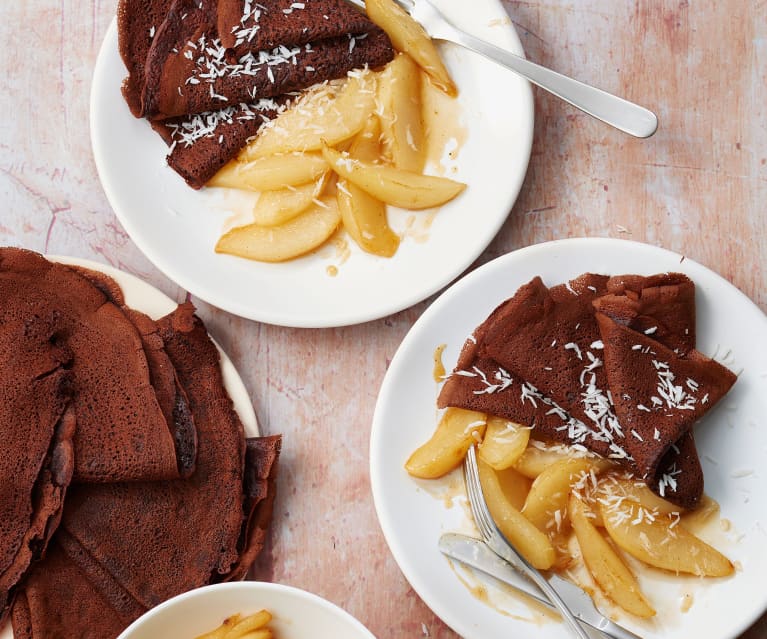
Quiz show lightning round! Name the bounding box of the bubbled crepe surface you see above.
[0,248,186,484]
[0,290,75,622]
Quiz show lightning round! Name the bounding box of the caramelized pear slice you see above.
[405,407,486,479]
[601,499,734,577]
[570,494,656,618]
[216,198,340,262]
[322,143,465,210]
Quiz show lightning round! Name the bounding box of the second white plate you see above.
[89,0,534,327]
[370,238,767,639]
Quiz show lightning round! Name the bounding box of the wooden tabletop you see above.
[1,0,765,637]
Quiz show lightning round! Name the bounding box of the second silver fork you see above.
[464,444,592,639]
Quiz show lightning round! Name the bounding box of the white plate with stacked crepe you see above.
[370,237,767,639]
[90,0,533,327]
[0,255,259,639]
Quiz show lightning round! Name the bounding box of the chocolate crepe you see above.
[120,0,266,188]
[479,274,625,459]
[117,0,174,117]
[13,304,280,634]
[8,292,280,638]
[139,0,393,120]
[69,265,198,477]
[219,435,282,582]
[118,0,394,186]
[119,0,290,187]
[437,294,579,440]
[0,249,193,483]
[440,273,736,509]
[11,537,139,639]
[156,100,289,188]
[594,273,705,508]
[596,273,697,355]
[0,295,75,623]
[12,433,279,639]
[595,312,736,499]
[217,0,376,55]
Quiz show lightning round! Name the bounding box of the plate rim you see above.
[89,1,535,328]
[116,581,377,639]
[369,236,767,639]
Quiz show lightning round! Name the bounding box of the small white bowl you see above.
[117,582,377,639]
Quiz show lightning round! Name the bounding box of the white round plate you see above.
[0,256,259,639]
[117,581,376,639]
[89,1,533,327]
[370,237,767,639]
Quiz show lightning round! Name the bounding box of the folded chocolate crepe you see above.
[437,295,582,440]
[0,295,76,623]
[11,303,281,638]
[120,0,288,187]
[220,435,282,582]
[155,99,289,188]
[0,248,194,483]
[217,0,376,55]
[140,0,392,120]
[69,264,198,475]
[479,274,626,459]
[440,273,736,509]
[597,273,697,355]
[594,312,736,504]
[118,0,394,187]
[594,273,706,508]
[11,536,139,639]
[118,0,174,117]
[12,436,281,639]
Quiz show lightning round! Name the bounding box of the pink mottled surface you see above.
[0,1,765,638]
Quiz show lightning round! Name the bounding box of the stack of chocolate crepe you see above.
[0,248,281,639]
[439,272,737,509]
[118,0,395,188]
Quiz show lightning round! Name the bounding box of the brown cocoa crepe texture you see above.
[217,0,377,55]
[220,435,282,582]
[594,313,736,484]
[57,304,246,609]
[0,248,188,484]
[597,272,697,356]
[11,303,281,639]
[117,0,175,117]
[0,291,76,623]
[120,0,289,187]
[594,273,704,509]
[439,273,736,509]
[7,293,280,638]
[70,265,198,477]
[11,539,137,639]
[141,0,393,119]
[153,99,289,188]
[122,307,198,474]
[437,294,574,436]
[118,0,394,186]
[479,274,617,458]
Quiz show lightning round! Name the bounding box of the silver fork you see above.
[356,0,658,138]
[464,445,592,639]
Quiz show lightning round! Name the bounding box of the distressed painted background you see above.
[0,0,765,637]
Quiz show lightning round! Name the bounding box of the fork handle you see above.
[446,29,658,138]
